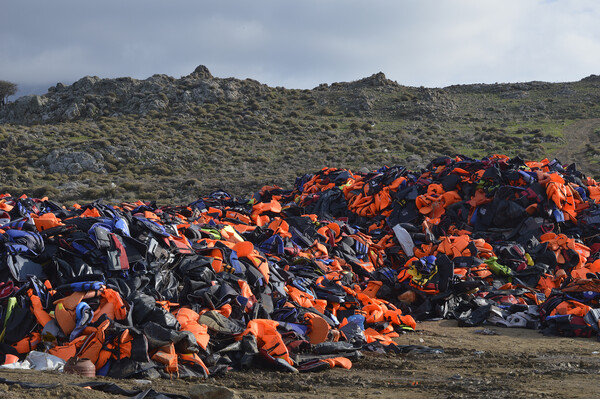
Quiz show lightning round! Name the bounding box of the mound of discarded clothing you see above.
[1,153,600,378]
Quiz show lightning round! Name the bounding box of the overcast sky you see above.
[2,0,600,98]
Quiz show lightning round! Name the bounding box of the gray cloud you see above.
[2,0,600,98]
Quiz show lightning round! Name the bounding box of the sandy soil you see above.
[1,320,600,399]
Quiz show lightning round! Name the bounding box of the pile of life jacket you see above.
[1,153,600,378]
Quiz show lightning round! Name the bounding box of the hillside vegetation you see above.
[1,66,600,204]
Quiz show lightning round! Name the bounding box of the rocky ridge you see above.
[0,65,272,124]
[6,65,592,125]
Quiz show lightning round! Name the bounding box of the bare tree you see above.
[0,80,18,106]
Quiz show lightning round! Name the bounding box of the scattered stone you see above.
[474,329,499,335]
[189,384,238,399]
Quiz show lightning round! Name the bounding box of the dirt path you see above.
[554,118,600,176]
[2,320,600,399]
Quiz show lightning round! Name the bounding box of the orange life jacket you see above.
[240,319,293,365]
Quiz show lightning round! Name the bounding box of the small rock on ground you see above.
[189,384,238,399]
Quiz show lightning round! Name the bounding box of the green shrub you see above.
[31,185,60,198]
[120,181,144,191]
[361,123,373,132]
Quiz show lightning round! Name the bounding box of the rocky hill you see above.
[0,66,599,203]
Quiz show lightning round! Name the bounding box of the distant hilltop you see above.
[0,66,394,124]
[2,65,599,125]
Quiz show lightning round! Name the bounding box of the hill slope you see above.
[1,66,599,203]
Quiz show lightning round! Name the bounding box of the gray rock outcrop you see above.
[43,149,105,174]
[0,65,269,124]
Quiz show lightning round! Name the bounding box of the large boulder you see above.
[43,150,105,174]
[188,65,213,80]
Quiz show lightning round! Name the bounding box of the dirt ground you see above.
[555,118,600,177]
[1,320,600,399]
